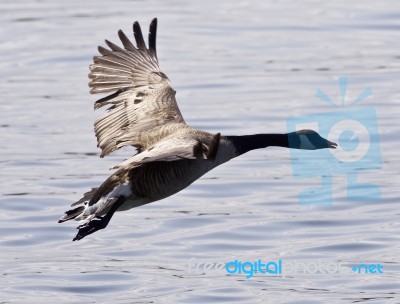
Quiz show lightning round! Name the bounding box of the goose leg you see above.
[73,197,125,241]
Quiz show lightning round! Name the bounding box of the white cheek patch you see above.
[299,135,316,150]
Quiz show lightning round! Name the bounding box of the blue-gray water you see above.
[1,1,399,303]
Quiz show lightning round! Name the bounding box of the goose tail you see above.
[58,188,98,223]
[58,174,132,240]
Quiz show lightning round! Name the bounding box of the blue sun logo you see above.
[286,76,382,205]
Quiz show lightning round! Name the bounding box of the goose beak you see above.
[327,140,337,149]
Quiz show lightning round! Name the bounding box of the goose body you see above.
[59,19,336,241]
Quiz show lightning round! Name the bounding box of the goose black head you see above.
[288,129,337,150]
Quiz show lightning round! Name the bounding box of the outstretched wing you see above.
[89,18,186,157]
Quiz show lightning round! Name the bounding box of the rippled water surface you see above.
[1,1,400,303]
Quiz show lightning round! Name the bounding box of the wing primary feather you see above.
[118,30,137,52]
[133,21,147,51]
[97,45,137,66]
[148,18,157,60]
[105,39,126,53]
[97,45,110,56]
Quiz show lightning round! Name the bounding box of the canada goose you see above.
[59,18,337,241]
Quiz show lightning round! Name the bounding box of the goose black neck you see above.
[227,134,290,155]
